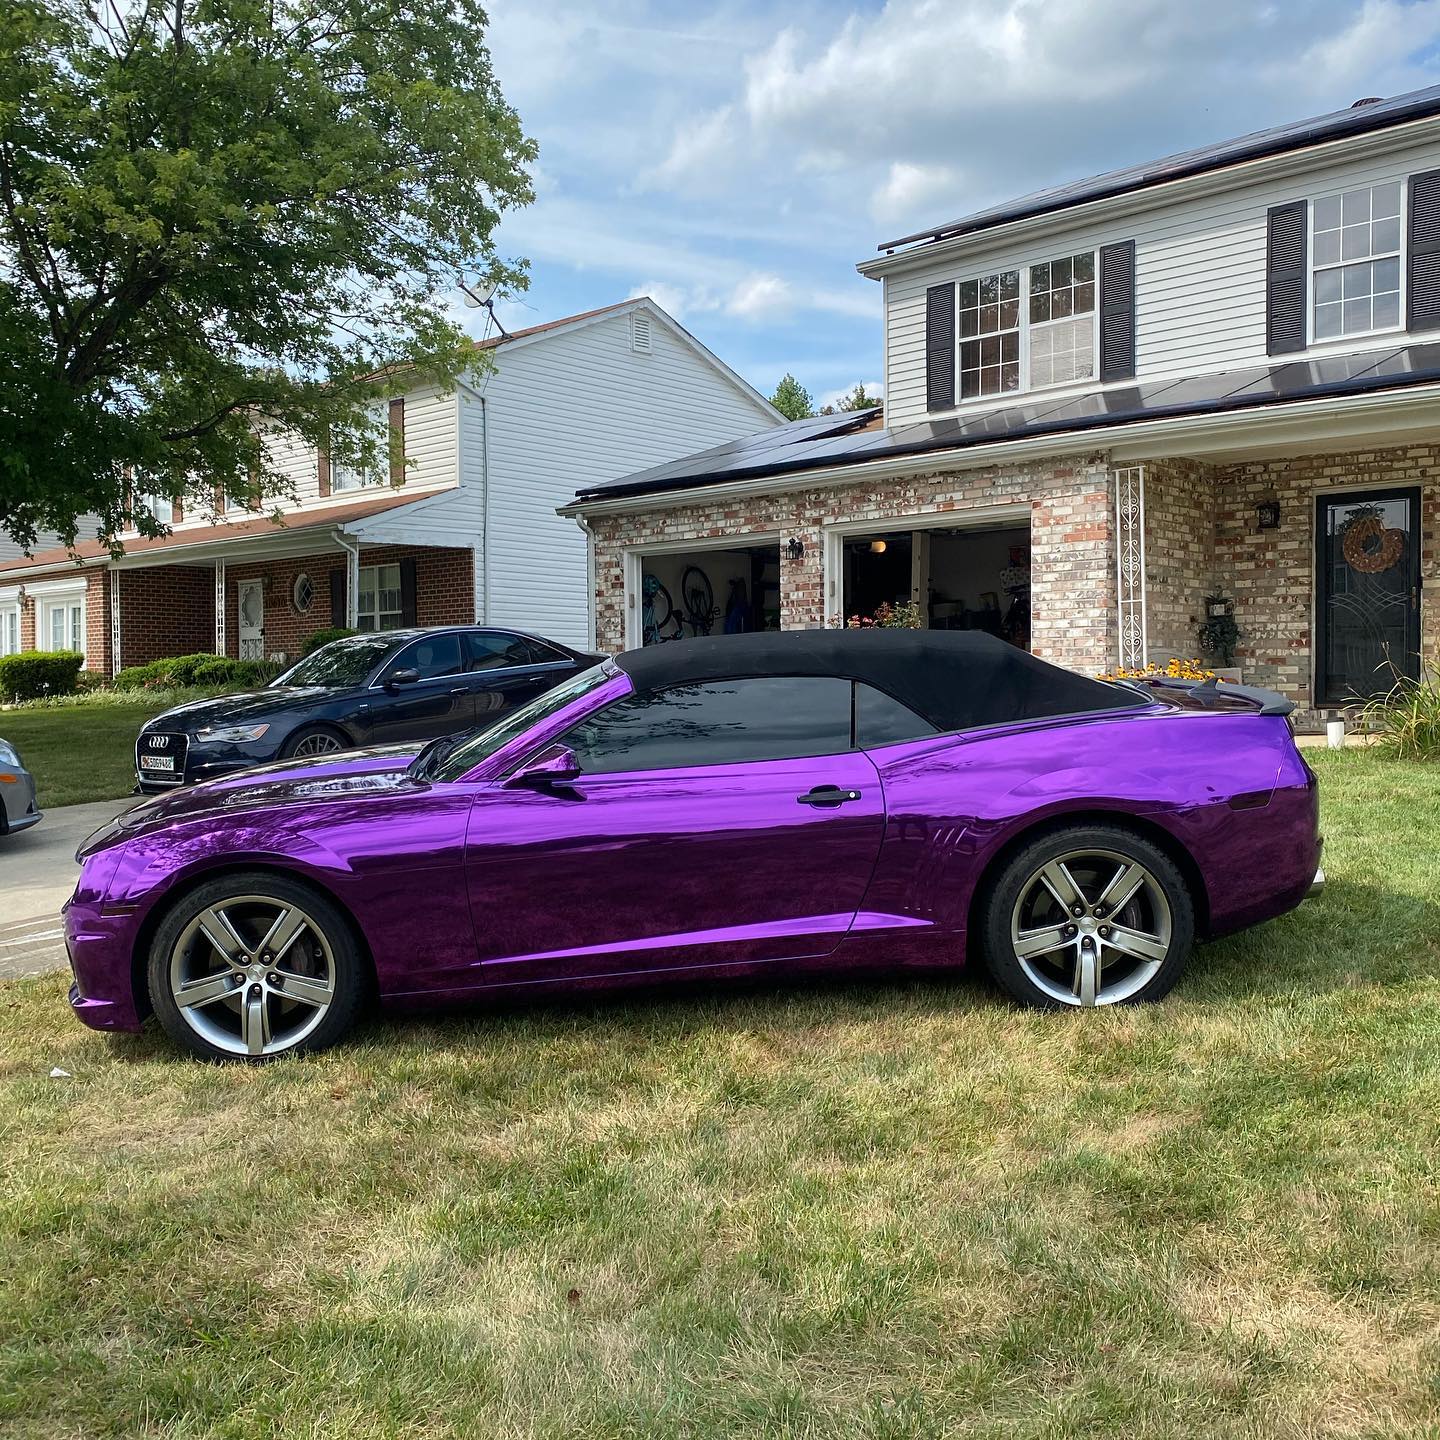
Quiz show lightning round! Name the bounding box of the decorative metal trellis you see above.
[1113,466,1148,670]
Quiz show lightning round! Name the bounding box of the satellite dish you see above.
[460,281,499,309]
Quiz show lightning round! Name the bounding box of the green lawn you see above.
[1,699,175,807]
[2,750,1439,1438]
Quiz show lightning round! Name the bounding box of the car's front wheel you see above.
[148,873,366,1061]
[980,826,1194,1008]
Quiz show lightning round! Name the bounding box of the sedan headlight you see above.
[196,723,271,744]
[0,739,18,766]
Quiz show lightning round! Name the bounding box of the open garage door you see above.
[839,517,1032,649]
[634,542,781,647]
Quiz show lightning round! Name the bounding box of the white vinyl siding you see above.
[881,131,1440,427]
[478,309,776,650]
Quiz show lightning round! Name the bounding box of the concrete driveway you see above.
[0,796,140,978]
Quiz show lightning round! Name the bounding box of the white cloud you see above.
[871,161,964,224]
[727,272,794,319]
[819,380,884,411]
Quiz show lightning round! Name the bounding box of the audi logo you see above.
[147,735,171,750]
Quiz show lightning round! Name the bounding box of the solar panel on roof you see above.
[573,342,1440,503]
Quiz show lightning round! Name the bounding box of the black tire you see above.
[280,724,350,760]
[148,871,367,1062]
[979,824,1195,1009]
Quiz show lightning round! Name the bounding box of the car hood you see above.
[80,745,424,857]
[142,686,355,731]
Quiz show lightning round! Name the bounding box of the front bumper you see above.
[1,768,41,834]
[136,739,277,791]
[64,895,145,1033]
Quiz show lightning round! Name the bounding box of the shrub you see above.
[303,627,356,655]
[112,653,278,693]
[1360,668,1440,760]
[0,650,85,702]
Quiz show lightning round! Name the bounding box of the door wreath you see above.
[1340,507,1405,574]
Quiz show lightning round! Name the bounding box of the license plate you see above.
[139,755,175,772]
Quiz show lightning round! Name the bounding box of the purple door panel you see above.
[458,753,886,983]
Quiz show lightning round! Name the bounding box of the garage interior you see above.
[639,544,781,644]
[841,521,1032,649]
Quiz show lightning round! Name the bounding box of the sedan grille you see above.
[136,731,188,785]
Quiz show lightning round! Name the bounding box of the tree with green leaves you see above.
[819,382,881,415]
[769,372,813,422]
[0,0,535,551]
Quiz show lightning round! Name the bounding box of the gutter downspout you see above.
[453,377,491,624]
[573,512,597,651]
[334,529,361,628]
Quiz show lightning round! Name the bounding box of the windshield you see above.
[272,635,399,689]
[426,662,614,782]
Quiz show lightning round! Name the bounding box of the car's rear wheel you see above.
[148,873,365,1061]
[980,826,1194,1008]
[282,725,347,759]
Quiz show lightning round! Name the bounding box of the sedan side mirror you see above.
[385,667,420,691]
[508,743,581,787]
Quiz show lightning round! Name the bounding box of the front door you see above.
[460,676,887,985]
[363,632,472,744]
[1315,489,1421,704]
[237,581,265,660]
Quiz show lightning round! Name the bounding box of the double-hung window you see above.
[951,249,1098,401]
[41,593,85,657]
[135,492,174,526]
[1311,182,1402,341]
[0,602,19,657]
[356,563,404,631]
[1028,252,1096,388]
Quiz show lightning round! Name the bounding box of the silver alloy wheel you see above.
[291,731,342,757]
[1009,848,1172,1007]
[168,895,337,1057]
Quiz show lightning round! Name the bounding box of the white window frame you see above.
[355,562,405,632]
[32,581,87,659]
[134,492,174,526]
[331,401,393,493]
[947,248,1100,406]
[0,599,20,656]
[1306,179,1406,349]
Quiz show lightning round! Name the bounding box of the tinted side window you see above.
[855,683,939,747]
[393,633,464,679]
[565,677,852,774]
[467,632,547,670]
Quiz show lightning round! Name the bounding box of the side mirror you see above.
[385,667,420,691]
[508,743,581,787]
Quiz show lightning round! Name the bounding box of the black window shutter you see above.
[1098,240,1136,380]
[399,557,418,626]
[1265,201,1307,355]
[1408,168,1440,332]
[925,283,955,411]
[329,567,346,628]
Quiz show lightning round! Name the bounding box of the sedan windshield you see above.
[272,636,398,689]
[424,662,613,782]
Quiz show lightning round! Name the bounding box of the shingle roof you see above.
[0,492,422,576]
[877,85,1440,253]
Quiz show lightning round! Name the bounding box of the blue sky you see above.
[471,0,1440,410]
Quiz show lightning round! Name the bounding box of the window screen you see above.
[564,677,852,774]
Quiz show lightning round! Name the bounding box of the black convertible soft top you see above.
[614,630,1134,732]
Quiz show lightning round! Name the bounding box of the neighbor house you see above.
[564,87,1440,725]
[0,298,779,670]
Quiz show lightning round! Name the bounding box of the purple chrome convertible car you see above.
[65,631,1323,1061]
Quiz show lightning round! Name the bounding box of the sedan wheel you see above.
[149,874,365,1061]
[289,729,343,758]
[982,827,1194,1009]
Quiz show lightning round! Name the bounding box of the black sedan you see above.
[135,626,601,791]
